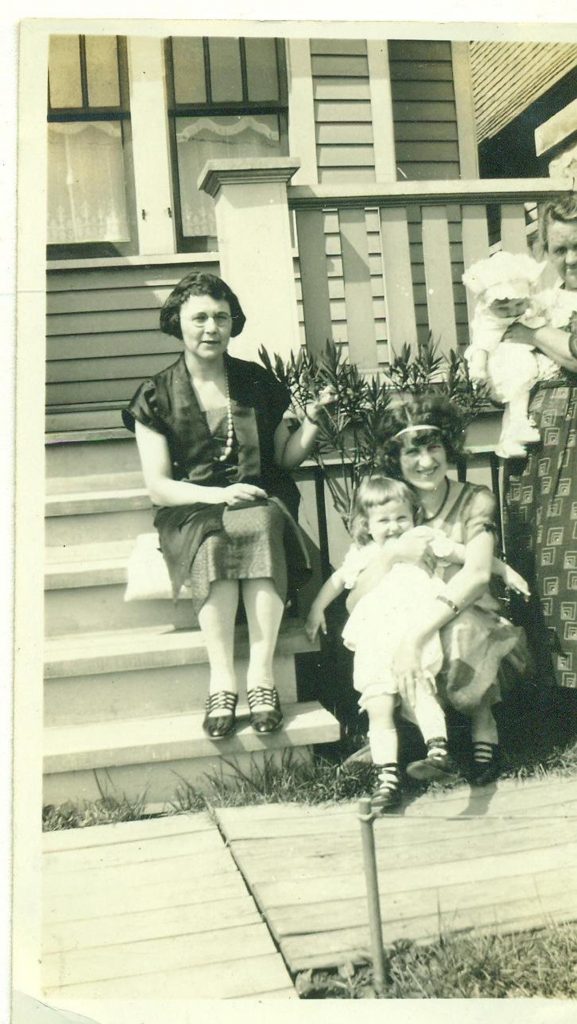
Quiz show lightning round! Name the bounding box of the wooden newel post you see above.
[198,157,302,365]
[358,797,386,996]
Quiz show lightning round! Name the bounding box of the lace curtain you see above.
[175,114,283,239]
[47,122,130,245]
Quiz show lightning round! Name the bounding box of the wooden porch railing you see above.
[289,178,572,368]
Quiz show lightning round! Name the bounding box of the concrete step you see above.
[45,654,300,726]
[44,539,194,635]
[44,620,317,679]
[43,702,341,805]
[46,433,140,479]
[45,486,154,546]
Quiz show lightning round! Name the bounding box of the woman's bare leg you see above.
[197,579,240,709]
[242,577,285,712]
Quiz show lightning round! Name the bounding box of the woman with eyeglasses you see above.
[123,271,334,739]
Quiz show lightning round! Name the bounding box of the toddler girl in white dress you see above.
[306,475,529,809]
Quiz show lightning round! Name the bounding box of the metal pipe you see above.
[358,797,386,996]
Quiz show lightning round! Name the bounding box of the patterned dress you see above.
[503,295,577,689]
[419,484,529,714]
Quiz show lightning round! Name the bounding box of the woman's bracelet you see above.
[436,594,459,616]
[304,410,321,427]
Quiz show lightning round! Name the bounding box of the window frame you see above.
[165,36,289,253]
[47,35,139,260]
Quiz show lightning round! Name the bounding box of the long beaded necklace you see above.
[421,478,451,522]
[216,369,235,462]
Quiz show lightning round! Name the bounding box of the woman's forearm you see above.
[278,417,320,471]
[532,325,577,372]
[147,477,225,507]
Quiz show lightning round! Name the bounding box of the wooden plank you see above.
[397,163,461,181]
[47,286,170,315]
[311,54,369,77]
[422,205,458,353]
[254,840,577,909]
[287,39,317,186]
[47,332,177,361]
[280,890,577,971]
[319,167,377,184]
[396,141,460,163]
[379,206,418,350]
[46,261,216,292]
[47,380,147,405]
[392,101,457,123]
[44,953,294,999]
[389,60,455,82]
[462,204,491,321]
[313,78,371,101]
[339,207,378,368]
[314,100,372,122]
[294,209,333,356]
[42,812,211,851]
[43,922,274,987]
[44,849,238,901]
[47,354,172,384]
[452,42,480,178]
[316,122,374,145]
[501,203,530,253]
[45,871,248,924]
[317,145,375,168]
[310,39,367,55]
[47,308,159,336]
[367,39,397,183]
[44,829,224,873]
[395,121,459,141]
[44,896,261,953]
[388,40,452,61]
[392,81,455,102]
[272,862,577,938]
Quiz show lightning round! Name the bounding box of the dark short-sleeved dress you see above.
[122,353,311,615]
[417,483,529,714]
[503,299,577,689]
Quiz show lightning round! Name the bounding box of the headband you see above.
[392,423,440,441]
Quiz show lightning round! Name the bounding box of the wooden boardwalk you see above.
[217,775,577,972]
[43,774,577,1008]
[42,812,296,1001]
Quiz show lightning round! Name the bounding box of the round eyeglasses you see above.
[190,313,232,328]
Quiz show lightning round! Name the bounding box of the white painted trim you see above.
[451,42,480,179]
[127,37,176,256]
[367,39,397,182]
[287,38,318,185]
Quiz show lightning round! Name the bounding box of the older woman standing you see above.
[349,394,528,784]
[123,271,332,739]
[503,195,577,699]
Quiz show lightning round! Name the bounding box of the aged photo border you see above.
[10,3,577,1021]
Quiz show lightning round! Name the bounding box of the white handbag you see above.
[124,532,191,601]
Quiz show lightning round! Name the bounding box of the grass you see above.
[295,922,577,998]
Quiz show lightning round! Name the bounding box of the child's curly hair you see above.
[350,475,418,546]
[375,393,465,479]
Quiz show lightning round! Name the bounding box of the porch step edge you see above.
[44,702,340,773]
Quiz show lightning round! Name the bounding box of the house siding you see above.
[311,39,376,184]
[388,40,461,181]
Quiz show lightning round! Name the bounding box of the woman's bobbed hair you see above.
[376,393,465,480]
[539,193,577,253]
[350,475,418,546]
[159,271,246,340]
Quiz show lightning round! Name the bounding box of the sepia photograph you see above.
[11,6,577,1021]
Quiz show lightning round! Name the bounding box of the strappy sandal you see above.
[371,764,402,812]
[247,686,283,734]
[406,738,459,782]
[470,742,501,786]
[202,691,238,739]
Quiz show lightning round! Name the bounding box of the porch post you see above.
[199,158,302,363]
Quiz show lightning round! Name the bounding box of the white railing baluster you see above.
[421,205,458,355]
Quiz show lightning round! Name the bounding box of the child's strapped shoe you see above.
[470,742,501,786]
[406,737,459,782]
[371,763,402,812]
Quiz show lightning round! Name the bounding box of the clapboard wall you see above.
[388,39,461,181]
[311,38,376,184]
[46,261,219,433]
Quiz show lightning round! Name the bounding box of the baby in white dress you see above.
[306,475,529,809]
[462,251,557,459]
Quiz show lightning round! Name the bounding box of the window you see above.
[165,37,288,251]
[47,35,137,257]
